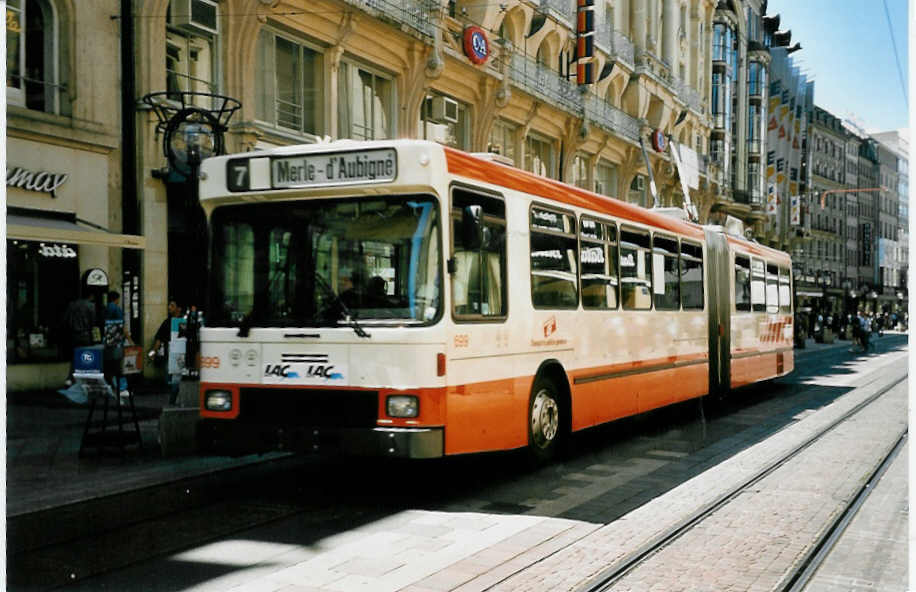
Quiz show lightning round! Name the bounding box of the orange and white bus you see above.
[195,139,793,460]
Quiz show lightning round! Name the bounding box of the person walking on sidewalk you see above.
[63,291,97,385]
[149,299,183,404]
[105,291,131,400]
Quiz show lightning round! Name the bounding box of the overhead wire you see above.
[880,0,907,104]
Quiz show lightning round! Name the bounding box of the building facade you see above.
[872,129,908,313]
[6,1,145,390]
[856,137,880,310]
[801,105,847,316]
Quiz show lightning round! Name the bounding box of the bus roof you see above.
[445,148,791,264]
[444,147,707,241]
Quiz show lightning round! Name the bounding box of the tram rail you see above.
[575,371,907,592]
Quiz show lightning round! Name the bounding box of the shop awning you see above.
[7,211,146,249]
[795,289,824,298]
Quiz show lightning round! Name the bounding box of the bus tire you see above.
[528,376,563,463]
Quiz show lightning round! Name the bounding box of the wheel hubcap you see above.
[531,389,559,449]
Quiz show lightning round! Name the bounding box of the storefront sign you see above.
[7,166,69,195]
[463,26,490,65]
[38,242,77,258]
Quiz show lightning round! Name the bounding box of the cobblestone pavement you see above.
[802,444,908,592]
[59,344,908,592]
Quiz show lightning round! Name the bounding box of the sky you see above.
[766,0,908,134]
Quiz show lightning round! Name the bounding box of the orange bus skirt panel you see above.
[730,351,782,388]
[444,375,534,455]
[570,361,709,430]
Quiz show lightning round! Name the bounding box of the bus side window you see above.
[620,227,652,310]
[580,218,618,309]
[778,267,792,313]
[652,234,679,310]
[530,206,578,308]
[680,241,704,310]
[765,264,779,314]
[735,255,751,311]
[451,189,507,319]
[750,258,766,312]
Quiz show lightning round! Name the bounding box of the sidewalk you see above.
[6,378,290,521]
[5,334,902,552]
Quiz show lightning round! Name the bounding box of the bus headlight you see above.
[205,389,233,412]
[386,395,419,418]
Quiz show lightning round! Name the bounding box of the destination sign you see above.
[272,148,397,189]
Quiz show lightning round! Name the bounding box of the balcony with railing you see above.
[672,76,703,114]
[341,0,435,39]
[595,22,636,67]
[541,0,574,24]
[584,95,641,142]
[508,54,582,116]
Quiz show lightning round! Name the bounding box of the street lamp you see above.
[142,91,240,381]
[143,91,240,183]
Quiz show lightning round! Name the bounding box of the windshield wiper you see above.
[314,273,371,338]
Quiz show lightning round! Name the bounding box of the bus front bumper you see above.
[197,419,444,459]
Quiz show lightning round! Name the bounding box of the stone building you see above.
[872,129,908,312]
[855,136,880,309]
[802,105,847,317]
[6,1,145,391]
[874,140,901,311]
[842,124,862,298]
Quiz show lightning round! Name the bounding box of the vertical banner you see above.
[766,183,778,215]
[576,0,595,85]
[790,194,800,225]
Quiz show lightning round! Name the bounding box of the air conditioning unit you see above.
[172,0,218,35]
[428,96,459,124]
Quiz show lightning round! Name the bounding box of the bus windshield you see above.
[208,195,441,328]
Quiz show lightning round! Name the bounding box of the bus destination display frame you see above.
[226,148,398,192]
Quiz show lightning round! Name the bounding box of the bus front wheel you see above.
[528,377,562,463]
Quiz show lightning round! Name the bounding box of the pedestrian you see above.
[62,291,97,385]
[861,313,872,352]
[105,291,130,398]
[149,299,183,404]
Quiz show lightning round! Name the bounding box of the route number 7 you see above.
[227,159,250,192]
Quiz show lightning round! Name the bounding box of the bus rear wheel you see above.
[528,377,562,463]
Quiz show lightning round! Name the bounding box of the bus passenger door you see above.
[446,187,515,454]
[704,229,730,397]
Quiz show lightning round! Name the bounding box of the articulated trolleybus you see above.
[196,139,793,460]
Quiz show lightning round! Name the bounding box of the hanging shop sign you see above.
[650,129,667,152]
[7,166,69,196]
[84,267,110,287]
[463,26,490,65]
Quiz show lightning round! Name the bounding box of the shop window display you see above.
[7,240,80,363]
